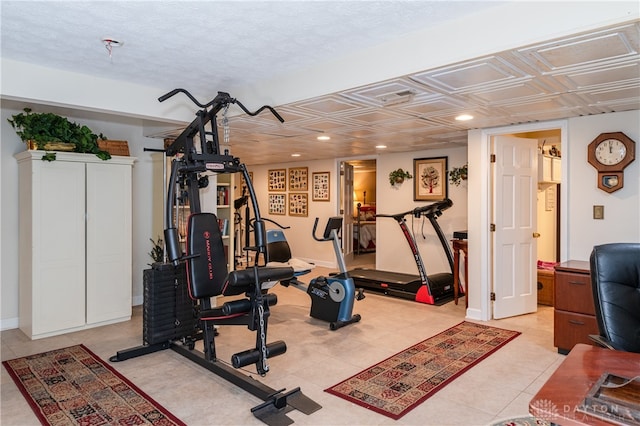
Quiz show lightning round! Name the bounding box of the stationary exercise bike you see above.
[266,217,363,330]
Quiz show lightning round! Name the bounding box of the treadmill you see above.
[348,199,461,305]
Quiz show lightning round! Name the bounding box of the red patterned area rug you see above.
[3,344,185,426]
[325,321,521,420]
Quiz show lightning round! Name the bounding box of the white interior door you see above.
[342,162,355,259]
[492,135,538,319]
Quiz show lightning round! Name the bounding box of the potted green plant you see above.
[448,163,468,186]
[8,108,111,160]
[148,236,164,265]
[388,168,413,185]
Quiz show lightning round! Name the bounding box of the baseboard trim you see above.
[1,317,19,331]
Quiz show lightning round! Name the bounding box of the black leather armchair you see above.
[589,243,640,353]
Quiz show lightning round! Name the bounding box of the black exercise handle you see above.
[376,198,453,220]
[159,88,284,123]
[312,216,343,241]
[412,198,453,217]
[248,217,290,230]
[158,88,211,108]
[235,100,285,123]
[312,218,324,241]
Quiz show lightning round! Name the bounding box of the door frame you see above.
[337,155,378,266]
[467,120,568,321]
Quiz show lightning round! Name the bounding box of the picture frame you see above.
[268,194,286,215]
[414,156,448,201]
[268,169,286,192]
[288,167,308,191]
[312,171,330,201]
[289,193,308,217]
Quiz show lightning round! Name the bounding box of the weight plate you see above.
[329,281,346,302]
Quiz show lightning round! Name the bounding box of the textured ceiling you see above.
[1,2,639,166]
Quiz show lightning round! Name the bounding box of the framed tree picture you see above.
[414,156,448,201]
[268,169,286,192]
[288,167,308,191]
[268,194,286,215]
[312,171,330,201]
[289,193,308,217]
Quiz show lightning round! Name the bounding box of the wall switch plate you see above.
[593,205,604,219]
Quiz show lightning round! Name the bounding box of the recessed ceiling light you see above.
[317,135,331,141]
[291,153,301,157]
[455,114,474,121]
[376,145,387,149]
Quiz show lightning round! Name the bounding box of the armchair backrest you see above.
[590,243,640,353]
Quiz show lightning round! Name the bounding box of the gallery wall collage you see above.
[267,168,330,217]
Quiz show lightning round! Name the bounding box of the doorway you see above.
[340,159,377,270]
[490,126,563,320]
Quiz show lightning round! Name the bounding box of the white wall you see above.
[466,110,639,321]
[566,111,640,260]
[376,147,468,275]
[246,146,469,274]
[1,103,164,329]
[248,159,339,268]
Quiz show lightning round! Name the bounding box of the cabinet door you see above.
[86,162,132,324]
[33,161,86,334]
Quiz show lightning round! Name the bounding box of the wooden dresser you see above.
[553,260,599,354]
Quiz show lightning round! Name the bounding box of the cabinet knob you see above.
[533,232,541,238]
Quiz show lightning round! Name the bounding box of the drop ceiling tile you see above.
[410,56,531,93]
[293,95,362,115]
[515,24,640,72]
[583,83,640,104]
[342,108,406,124]
[561,61,640,89]
[394,96,468,115]
[467,82,553,104]
[341,78,439,107]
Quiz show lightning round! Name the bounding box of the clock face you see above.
[595,138,627,165]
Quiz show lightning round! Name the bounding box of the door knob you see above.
[532,232,541,238]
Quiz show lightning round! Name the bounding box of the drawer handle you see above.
[569,320,585,326]
[569,281,586,285]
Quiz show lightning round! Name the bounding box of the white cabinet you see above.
[538,154,561,183]
[16,151,135,339]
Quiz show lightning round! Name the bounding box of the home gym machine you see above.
[348,198,458,305]
[110,89,321,425]
[267,217,363,330]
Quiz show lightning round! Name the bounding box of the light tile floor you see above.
[1,265,564,426]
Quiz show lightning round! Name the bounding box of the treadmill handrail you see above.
[376,198,453,220]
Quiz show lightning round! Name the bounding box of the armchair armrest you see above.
[588,334,616,350]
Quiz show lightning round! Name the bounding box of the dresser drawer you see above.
[553,310,599,353]
[554,271,595,314]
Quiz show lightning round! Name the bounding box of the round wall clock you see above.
[587,131,636,193]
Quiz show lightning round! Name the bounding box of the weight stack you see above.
[143,262,197,345]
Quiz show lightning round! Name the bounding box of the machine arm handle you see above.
[235,100,285,123]
[158,88,215,108]
[159,89,284,123]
